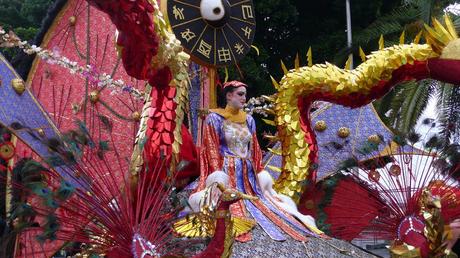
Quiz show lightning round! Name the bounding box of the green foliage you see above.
[341,0,457,63]
[437,84,460,144]
[0,0,53,60]
[0,0,52,29]
[388,80,434,134]
[367,0,460,141]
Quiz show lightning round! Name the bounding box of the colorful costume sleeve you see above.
[248,116,264,173]
[197,113,224,190]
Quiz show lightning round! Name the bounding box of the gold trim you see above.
[172,0,200,9]
[230,0,251,7]
[224,23,251,48]
[221,27,237,65]
[229,16,256,26]
[160,0,168,18]
[351,107,364,155]
[171,17,203,29]
[208,68,217,108]
[0,53,63,155]
[5,135,17,218]
[190,24,209,53]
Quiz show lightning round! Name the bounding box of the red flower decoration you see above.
[148,67,173,89]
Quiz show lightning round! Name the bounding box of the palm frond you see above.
[353,21,404,46]
[386,80,433,133]
[385,82,415,129]
[373,89,397,126]
[453,15,460,31]
[401,80,432,133]
[352,4,421,46]
[437,84,460,144]
[414,0,434,23]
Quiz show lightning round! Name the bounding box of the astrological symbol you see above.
[197,40,212,58]
[241,26,252,39]
[241,5,254,20]
[173,5,185,20]
[218,47,231,62]
[180,29,196,42]
[234,43,244,55]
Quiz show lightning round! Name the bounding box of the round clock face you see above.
[167,0,256,67]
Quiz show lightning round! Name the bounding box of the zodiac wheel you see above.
[167,0,256,67]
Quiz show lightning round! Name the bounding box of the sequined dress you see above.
[197,111,317,242]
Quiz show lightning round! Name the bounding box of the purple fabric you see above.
[207,111,315,239]
[0,54,88,189]
[245,159,318,237]
[227,158,286,241]
[189,62,201,143]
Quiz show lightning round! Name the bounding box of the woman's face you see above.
[226,86,247,110]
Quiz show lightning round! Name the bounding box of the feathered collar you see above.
[210,105,247,124]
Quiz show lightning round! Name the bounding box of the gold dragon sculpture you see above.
[271,15,460,207]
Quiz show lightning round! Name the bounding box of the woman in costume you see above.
[194,80,324,242]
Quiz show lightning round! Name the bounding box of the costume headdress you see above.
[222,80,248,89]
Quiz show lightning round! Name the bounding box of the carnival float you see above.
[0,0,459,257]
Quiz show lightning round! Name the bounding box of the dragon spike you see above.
[344,55,352,70]
[359,47,366,62]
[444,14,458,39]
[280,60,288,75]
[423,15,459,55]
[294,53,300,70]
[378,35,384,50]
[424,24,447,54]
[399,30,405,45]
[432,17,453,43]
[414,30,423,44]
[307,47,313,67]
[270,75,280,90]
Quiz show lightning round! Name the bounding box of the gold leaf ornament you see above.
[11,78,25,95]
